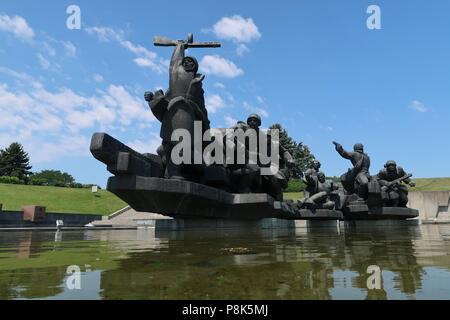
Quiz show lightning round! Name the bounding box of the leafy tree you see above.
[0,142,32,182]
[29,170,75,187]
[269,124,316,179]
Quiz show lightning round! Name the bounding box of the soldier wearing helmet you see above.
[300,171,338,209]
[243,113,294,201]
[247,114,262,130]
[377,160,415,207]
[302,160,321,198]
[144,39,209,180]
[333,141,371,200]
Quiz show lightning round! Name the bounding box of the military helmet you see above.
[353,143,364,152]
[247,113,261,126]
[312,160,321,168]
[385,160,397,167]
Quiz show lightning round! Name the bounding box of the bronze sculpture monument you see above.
[89,32,418,223]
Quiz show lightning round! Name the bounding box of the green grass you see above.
[0,183,127,215]
[406,177,450,192]
[283,192,304,202]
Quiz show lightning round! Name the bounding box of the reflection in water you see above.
[0,224,449,299]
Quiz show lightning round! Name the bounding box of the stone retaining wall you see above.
[0,210,103,228]
[407,191,450,222]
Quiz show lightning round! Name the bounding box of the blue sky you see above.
[0,0,449,188]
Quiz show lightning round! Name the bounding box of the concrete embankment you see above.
[89,191,450,230]
[2,191,446,230]
[0,210,102,228]
[407,191,450,223]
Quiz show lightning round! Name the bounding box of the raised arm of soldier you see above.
[169,40,187,74]
[332,141,354,160]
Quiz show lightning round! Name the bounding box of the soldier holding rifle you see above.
[144,33,220,179]
[376,160,416,207]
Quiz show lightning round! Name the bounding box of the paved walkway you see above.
[91,207,171,227]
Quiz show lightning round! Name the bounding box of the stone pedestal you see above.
[22,206,46,222]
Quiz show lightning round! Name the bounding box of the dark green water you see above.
[0,224,449,300]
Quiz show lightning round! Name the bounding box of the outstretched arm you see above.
[333,141,352,160]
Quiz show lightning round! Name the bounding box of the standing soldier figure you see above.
[144,33,219,180]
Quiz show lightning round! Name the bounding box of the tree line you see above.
[0,142,99,188]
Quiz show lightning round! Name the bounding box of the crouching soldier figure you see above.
[300,171,338,209]
[377,160,415,207]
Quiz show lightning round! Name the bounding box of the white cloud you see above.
[236,43,249,56]
[200,55,243,78]
[409,100,427,113]
[28,135,91,163]
[256,96,264,104]
[106,84,156,125]
[36,53,50,69]
[214,82,225,89]
[63,41,76,56]
[94,74,104,82]
[212,15,261,43]
[224,115,238,127]
[0,14,34,41]
[206,94,226,113]
[86,26,168,74]
[243,101,268,118]
[127,135,161,154]
[42,42,56,57]
[0,67,158,163]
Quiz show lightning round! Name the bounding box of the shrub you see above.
[284,178,306,192]
[69,182,83,188]
[29,177,46,186]
[0,176,25,184]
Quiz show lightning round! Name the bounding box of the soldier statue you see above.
[302,160,321,198]
[300,171,338,209]
[333,141,371,200]
[226,120,261,193]
[376,160,415,207]
[144,34,219,180]
[246,114,294,201]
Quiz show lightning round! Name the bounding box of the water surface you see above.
[0,224,449,300]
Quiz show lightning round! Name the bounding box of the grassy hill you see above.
[0,183,127,215]
[405,177,450,191]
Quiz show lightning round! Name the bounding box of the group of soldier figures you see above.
[299,143,416,209]
[142,33,415,208]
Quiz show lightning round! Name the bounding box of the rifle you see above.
[154,33,220,48]
[385,173,412,190]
